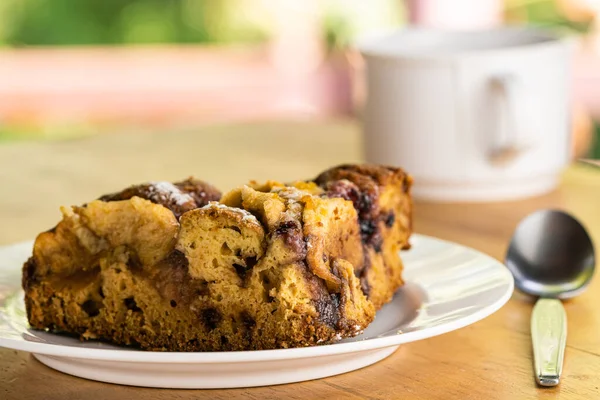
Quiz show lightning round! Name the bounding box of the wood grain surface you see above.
[1,120,599,400]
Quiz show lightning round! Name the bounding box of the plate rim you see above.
[0,234,514,364]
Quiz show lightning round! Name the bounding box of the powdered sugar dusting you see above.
[274,186,308,202]
[148,181,194,205]
[202,202,260,224]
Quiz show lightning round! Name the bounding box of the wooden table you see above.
[1,120,599,399]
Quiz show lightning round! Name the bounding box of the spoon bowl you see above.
[506,209,595,299]
[505,209,596,387]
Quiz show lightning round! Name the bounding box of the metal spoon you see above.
[505,210,595,387]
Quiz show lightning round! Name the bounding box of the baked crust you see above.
[314,164,413,308]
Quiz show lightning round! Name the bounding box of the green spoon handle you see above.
[531,298,567,386]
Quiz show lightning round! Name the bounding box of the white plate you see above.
[0,234,513,388]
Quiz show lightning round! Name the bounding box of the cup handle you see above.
[488,75,531,165]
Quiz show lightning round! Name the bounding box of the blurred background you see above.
[2,0,600,159]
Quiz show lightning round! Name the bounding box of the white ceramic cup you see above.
[359,27,572,201]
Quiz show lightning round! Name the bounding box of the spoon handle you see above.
[531,298,567,386]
